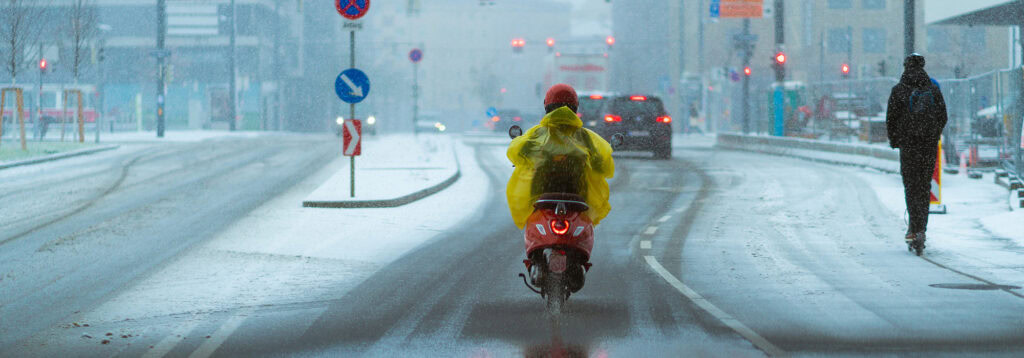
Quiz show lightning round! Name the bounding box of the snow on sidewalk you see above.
[76,138,496,322]
[304,133,458,204]
[853,167,1024,287]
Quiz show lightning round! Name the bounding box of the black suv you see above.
[592,95,672,159]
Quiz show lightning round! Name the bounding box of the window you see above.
[862,28,886,53]
[927,27,951,53]
[964,28,987,53]
[862,0,885,9]
[828,27,852,54]
[828,0,852,9]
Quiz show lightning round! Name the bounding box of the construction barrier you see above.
[930,140,947,214]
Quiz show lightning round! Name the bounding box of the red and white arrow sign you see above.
[343,119,362,156]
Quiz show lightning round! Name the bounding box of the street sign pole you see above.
[336,0,370,197]
[350,30,356,198]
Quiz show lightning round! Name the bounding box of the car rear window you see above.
[578,98,604,115]
[611,98,664,116]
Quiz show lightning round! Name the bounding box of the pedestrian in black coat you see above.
[885,53,948,251]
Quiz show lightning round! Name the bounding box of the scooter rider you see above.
[506,84,615,229]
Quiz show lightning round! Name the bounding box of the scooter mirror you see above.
[610,133,624,148]
[509,125,523,139]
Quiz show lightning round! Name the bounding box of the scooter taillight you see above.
[550,219,570,235]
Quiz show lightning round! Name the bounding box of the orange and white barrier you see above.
[930,140,947,213]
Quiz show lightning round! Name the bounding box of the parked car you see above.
[593,94,673,159]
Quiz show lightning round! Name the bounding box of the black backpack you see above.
[905,86,936,139]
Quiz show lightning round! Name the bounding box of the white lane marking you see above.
[142,317,204,358]
[658,215,672,223]
[188,309,254,358]
[640,240,652,249]
[644,226,658,235]
[644,256,787,357]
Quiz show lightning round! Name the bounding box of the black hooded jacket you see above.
[885,68,948,148]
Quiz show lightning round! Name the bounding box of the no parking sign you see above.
[336,0,370,20]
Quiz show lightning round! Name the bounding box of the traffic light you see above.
[511,38,525,54]
[841,63,851,78]
[605,35,615,51]
[877,60,886,77]
[772,52,786,82]
[546,37,555,53]
[39,58,48,73]
[743,66,752,76]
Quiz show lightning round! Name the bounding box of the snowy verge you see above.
[302,134,459,207]
[0,144,119,170]
[77,140,496,322]
[716,133,900,173]
[100,129,270,143]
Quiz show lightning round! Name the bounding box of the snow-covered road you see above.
[2,133,1022,357]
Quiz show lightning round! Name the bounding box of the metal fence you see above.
[709,67,1024,178]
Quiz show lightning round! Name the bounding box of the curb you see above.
[301,140,462,209]
[0,144,120,171]
[716,133,901,174]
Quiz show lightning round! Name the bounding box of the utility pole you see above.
[699,0,708,132]
[904,0,915,56]
[772,0,786,136]
[228,0,237,131]
[156,0,166,138]
[741,19,752,134]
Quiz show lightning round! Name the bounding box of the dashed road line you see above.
[141,316,205,358]
[658,215,672,223]
[644,255,787,357]
[640,240,652,249]
[188,309,254,358]
[644,226,659,235]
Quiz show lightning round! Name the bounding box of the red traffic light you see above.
[743,66,752,76]
[774,52,786,65]
[39,58,47,70]
[546,38,555,47]
[605,36,615,46]
[511,38,525,47]
[841,63,850,74]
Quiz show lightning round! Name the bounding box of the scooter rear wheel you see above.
[544,273,566,315]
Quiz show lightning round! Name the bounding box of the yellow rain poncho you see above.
[506,106,615,229]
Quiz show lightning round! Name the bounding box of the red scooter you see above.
[509,126,621,312]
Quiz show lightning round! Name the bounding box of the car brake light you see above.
[657,116,672,123]
[491,116,500,122]
[589,94,603,100]
[550,219,570,235]
[629,95,647,101]
[603,114,621,123]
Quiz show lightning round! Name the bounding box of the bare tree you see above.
[0,0,47,84]
[62,0,97,84]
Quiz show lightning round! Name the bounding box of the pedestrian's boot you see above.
[904,231,915,244]
[908,231,926,256]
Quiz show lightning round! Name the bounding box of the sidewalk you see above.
[851,162,1024,288]
[302,133,460,208]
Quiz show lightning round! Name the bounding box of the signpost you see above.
[410,48,422,133]
[337,0,370,197]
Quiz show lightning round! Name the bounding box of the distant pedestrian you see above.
[885,53,948,254]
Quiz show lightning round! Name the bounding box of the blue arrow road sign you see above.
[486,107,497,117]
[335,68,370,104]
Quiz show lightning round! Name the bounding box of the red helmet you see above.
[544,84,578,111]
